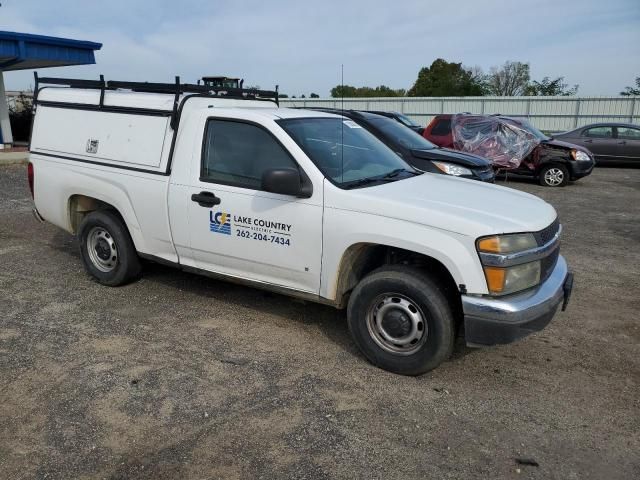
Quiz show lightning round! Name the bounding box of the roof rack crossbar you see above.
[34,75,281,132]
[99,74,106,108]
[36,75,279,101]
[38,76,106,89]
[170,76,180,130]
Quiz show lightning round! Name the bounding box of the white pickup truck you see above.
[28,77,573,375]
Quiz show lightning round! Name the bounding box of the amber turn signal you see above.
[477,236,501,253]
[483,266,506,294]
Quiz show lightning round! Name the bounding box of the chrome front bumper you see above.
[462,255,572,346]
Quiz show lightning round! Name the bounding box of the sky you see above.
[1,0,639,96]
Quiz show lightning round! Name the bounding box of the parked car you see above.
[29,76,573,375]
[552,123,640,166]
[365,110,424,135]
[307,109,495,182]
[424,114,595,187]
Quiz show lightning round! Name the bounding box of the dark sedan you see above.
[306,109,495,182]
[365,110,424,135]
[553,123,640,166]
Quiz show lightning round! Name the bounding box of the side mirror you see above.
[262,168,310,197]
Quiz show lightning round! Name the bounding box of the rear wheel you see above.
[78,210,141,286]
[347,265,455,375]
[539,164,569,187]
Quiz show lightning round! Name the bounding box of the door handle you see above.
[583,139,592,143]
[191,191,221,208]
[618,141,626,145]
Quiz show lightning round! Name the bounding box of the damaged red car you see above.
[423,114,595,187]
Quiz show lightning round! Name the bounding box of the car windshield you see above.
[369,117,437,150]
[506,118,549,141]
[278,117,418,188]
[395,112,420,128]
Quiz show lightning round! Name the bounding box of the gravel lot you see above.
[1,164,638,479]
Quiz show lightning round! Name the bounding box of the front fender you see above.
[321,209,488,301]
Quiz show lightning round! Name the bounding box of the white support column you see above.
[0,71,14,146]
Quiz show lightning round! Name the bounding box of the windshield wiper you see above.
[342,168,419,189]
[342,177,384,189]
[381,168,420,179]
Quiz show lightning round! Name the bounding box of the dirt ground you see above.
[1,164,638,479]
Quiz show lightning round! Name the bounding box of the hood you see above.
[541,138,589,153]
[411,148,491,168]
[328,173,557,238]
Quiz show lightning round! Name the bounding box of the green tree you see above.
[278,93,289,98]
[330,84,406,98]
[330,85,358,97]
[620,77,640,96]
[525,76,578,96]
[485,61,530,96]
[310,93,320,98]
[407,59,484,97]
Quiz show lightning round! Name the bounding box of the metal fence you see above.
[279,96,640,132]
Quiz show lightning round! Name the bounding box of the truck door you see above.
[185,117,323,294]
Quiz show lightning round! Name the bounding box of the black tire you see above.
[347,265,455,376]
[78,210,141,286]
[538,164,569,187]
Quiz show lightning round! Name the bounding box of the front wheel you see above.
[539,164,569,187]
[347,266,455,375]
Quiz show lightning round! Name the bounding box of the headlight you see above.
[477,233,537,254]
[483,261,541,295]
[571,149,591,162]
[477,233,541,295]
[432,161,472,176]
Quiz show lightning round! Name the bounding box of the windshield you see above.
[507,118,549,141]
[279,117,417,188]
[395,112,420,128]
[369,117,436,150]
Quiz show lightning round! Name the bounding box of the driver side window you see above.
[201,119,298,190]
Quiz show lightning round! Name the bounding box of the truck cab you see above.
[28,77,573,375]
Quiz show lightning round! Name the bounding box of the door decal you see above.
[209,211,232,235]
[208,210,292,247]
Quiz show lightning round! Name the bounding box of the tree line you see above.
[318,59,639,98]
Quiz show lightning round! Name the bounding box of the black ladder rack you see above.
[33,73,280,128]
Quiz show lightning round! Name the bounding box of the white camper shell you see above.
[33,83,277,174]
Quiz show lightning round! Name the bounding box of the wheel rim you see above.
[366,293,428,356]
[87,227,118,272]
[544,168,564,186]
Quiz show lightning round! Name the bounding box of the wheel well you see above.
[334,244,462,317]
[538,161,568,173]
[68,195,125,234]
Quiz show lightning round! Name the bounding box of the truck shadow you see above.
[140,261,362,357]
[47,228,476,368]
[140,261,479,365]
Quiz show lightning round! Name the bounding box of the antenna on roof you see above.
[341,64,344,184]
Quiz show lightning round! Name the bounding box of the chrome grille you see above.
[541,247,560,282]
[535,218,560,246]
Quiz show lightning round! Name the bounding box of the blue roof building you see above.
[0,31,102,145]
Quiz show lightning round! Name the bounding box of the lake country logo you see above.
[210,211,231,235]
